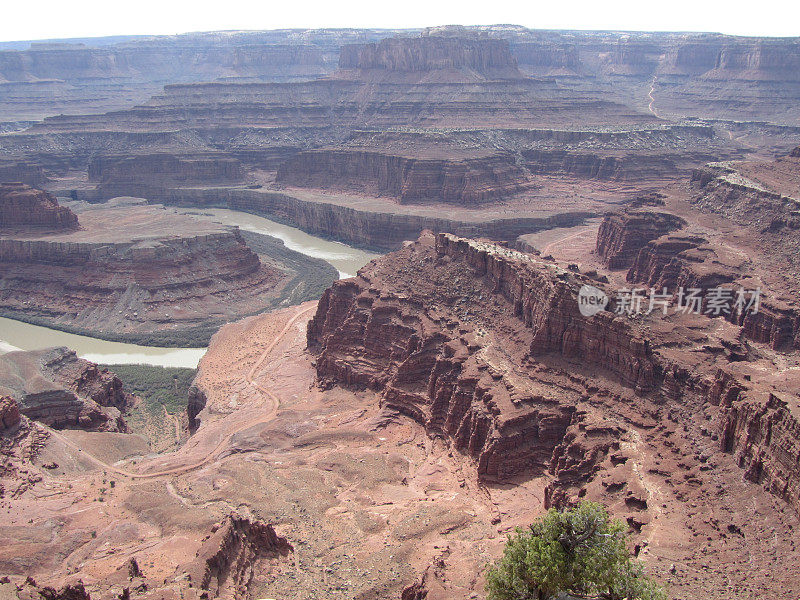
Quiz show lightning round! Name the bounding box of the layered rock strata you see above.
[718,389,800,511]
[626,232,800,350]
[0,184,78,231]
[597,200,800,350]
[143,186,590,251]
[276,149,531,204]
[308,232,655,481]
[338,34,523,80]
[0,348,132,432]
[0,202,296,342]
[88,153,246,187]
[596,210,686,269]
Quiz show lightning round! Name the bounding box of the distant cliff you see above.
[276,149,531,204]
[339,35,522,78]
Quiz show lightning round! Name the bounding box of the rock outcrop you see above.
[187,385,207,433]
[625,234,736,289]
[179,515,292,600]
[596,210,686,269]
[0,348,133,432]
[624,232,800,349]
[308,232,656,480]
[0,184,78,231]
[718,391,800,511]
[276,149,531,205]
[0,395,21,430]
[12,579,90,600]
[0,397,50,499]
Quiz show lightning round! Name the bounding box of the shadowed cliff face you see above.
[276,149,531,205]
[596,210,686,269]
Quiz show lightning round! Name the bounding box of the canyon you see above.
[5,219,800,599]
[1,22,800,600]
[0,191,337,345]
[5,28,789,254]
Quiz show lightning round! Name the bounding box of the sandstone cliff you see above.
[0,203,297,343]
[0,184,78,231]
[308,231,800,516]
[308,232,656,481]
[596,211,686,269]
[155,186,590,251]
[338,35,522,80]
[276,149,531,205]
[718,390,800,511]
[88,153,246,187]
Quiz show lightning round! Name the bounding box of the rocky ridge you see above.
[309,231,800,516]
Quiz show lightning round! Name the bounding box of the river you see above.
[181,208,380,279]
[0,209,380,368]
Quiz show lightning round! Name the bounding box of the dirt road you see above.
[48,305,315,480]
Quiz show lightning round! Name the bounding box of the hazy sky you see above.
[2,0,797,42]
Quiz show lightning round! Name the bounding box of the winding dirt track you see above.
[539,226,596,256]
[48,305,315,480]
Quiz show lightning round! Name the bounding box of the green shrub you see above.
[486,501,666,600]
[101,364,196,416]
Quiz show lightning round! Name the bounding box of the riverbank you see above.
[0,207,378,365]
